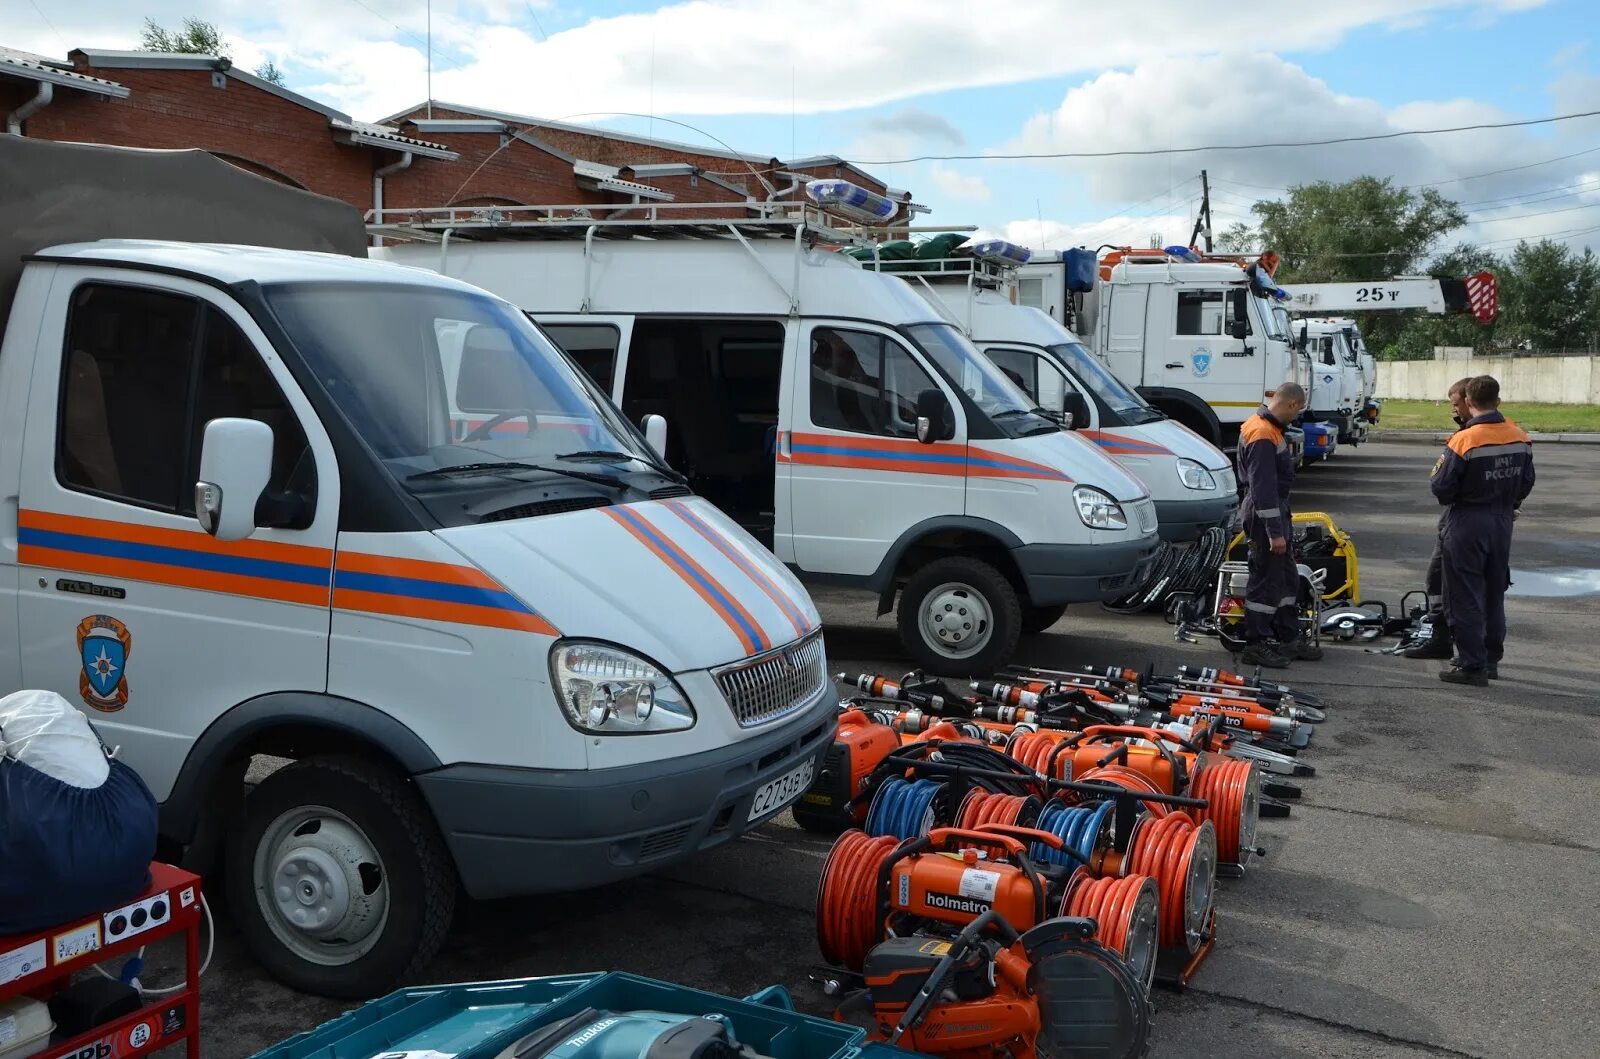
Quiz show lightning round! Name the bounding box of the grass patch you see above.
[1377,399,1600,434]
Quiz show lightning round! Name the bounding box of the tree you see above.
[1227,176,1468,357]
[138,17,285,86]
[1499,239,1600,353]
[1384,243,1503,361]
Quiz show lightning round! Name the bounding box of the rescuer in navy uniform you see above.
[1237,382,1314,669]
[1404,376,1474,660]
[1430,375,1535,686]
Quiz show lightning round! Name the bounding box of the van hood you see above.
[1095,420,1231,470]
[981,430,1148,502]
[434,497,820,673]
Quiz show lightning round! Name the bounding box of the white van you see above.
[374,197,1161,671]
[886,253,1238,541]
[2,139,836,998]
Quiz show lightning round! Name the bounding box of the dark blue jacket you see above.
[1430,411,1535,511]
[1238,405,1295,531]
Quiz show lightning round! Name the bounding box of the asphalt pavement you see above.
[166,440,1600,1059]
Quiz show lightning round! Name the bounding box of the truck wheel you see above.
[1022,604,1069,635]
[898,556,1022,674]
[225,755,456,999]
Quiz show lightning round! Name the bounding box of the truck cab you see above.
[885,249,1237,542]
[1016,249,1301,458]
[1300,318,1367,445]
[1,138,834,999]
[373,188,1161,671]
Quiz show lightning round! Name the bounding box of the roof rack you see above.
[366,199,952,248]
[857,254,1010,288]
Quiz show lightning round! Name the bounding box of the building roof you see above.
[782,154,885,189]
[330,118,458,160]
[381,100,774,163]
[0,45,128,98]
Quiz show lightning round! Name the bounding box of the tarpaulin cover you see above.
[0,135,367,329]
[0,691,157,934]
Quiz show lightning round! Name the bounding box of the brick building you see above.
[1,42,917,225]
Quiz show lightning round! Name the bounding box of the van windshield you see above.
[262,283,655,488]
[1047,341,1157,422]
[904,323,1056,437]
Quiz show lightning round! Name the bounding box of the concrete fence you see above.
[1377,356,1600,404]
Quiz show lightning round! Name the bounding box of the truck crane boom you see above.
[1281,272,1498,322]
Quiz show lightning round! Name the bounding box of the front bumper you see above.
[1011,532,1163,606]
[416,687,837,900]
[1153,494,1240,542]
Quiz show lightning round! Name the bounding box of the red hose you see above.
[1008,731,1064,776]
[1074,764,1172,818]
[815,829,898,970]
[956,790,1031,829]
[1064,871,1156,964]
[1125,812,1215,952]
[1190,758,1258,866]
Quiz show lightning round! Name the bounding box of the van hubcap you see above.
[920,582,992,659]
[254,805,389,966]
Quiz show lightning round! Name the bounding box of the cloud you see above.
[863,107,965,146]
[0,0,1553,122]
[929,164,991,201]
[978,214,1199,253]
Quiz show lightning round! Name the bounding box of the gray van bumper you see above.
[1011,533,1162,606]
[1153,495,1239,542]
[416,689,837,900]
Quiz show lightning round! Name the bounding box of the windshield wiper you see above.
[556,448,686,482]
[408,461,625,488]
[992,408,1046,420]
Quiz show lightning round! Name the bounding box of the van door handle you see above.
[1165,362,1182,370]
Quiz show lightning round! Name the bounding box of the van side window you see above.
[59,284,312,517]
[809,327,936,438]
[1175,290,1226,336]
[984,347,1038,400]
[541,323,620,395]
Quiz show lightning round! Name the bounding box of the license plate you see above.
[748,759,815,822]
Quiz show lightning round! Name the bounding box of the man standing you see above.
[1430,375,1535,686]
[1404,377,1474,660]
[1237,382,1315,668]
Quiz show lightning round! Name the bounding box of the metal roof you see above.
[331,118,459,160]
[405,118,508,135]
[0,47,129,98]
[73,48,349,121]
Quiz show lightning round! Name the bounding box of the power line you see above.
[1456,174,1600,210]
[851,108,1600,165]
[342,0,431,51]
[23,0,65,48]
[1205,142,1600,200]
[523,1,549,41]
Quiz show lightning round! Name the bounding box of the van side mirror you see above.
[1061,392,1091,431]
[1226,319,1248,340]
[915,389,955,444]
[195,418,273,541]
[642,413,669,460]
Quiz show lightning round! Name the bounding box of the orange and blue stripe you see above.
[661,499,814,641]
[1082,430,1173,458]
[333,552,557,635]
[602,505,768,655]
[788,433,1071,483]
[18,510,556,635]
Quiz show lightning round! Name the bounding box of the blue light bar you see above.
[967,239,1032,265]
[805,179,898,222]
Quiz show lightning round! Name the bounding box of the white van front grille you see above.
[1133,499,1159,534]
[714,633,828,729]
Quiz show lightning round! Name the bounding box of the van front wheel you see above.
[898,556,1021,674]
[225,755,456,999]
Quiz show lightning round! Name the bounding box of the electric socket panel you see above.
[103,889,173,943]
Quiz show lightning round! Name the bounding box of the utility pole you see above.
[1188,169,1214,252]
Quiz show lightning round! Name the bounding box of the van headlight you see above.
[1072,486,1128,530]
[1176,459,1217,491]
[549,641,695,733]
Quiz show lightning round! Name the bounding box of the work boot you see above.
[1240,642,1292,669]
[1439,666,1488,688]
[1276,637,1324,661]
[1402,622,1453,660]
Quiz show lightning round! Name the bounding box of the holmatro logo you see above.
[926,892,990,915]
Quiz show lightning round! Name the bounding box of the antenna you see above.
[1036,199,1047,251]
[425,0,433,119]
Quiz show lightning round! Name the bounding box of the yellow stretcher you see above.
[1226,511,1359,604]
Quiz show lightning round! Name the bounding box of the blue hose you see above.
[866,778,942,840]
[1032,800,1112,868]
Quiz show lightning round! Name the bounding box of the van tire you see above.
[1022,604,1069,635]
[226,755,456,999]
[897,556,1021,674]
